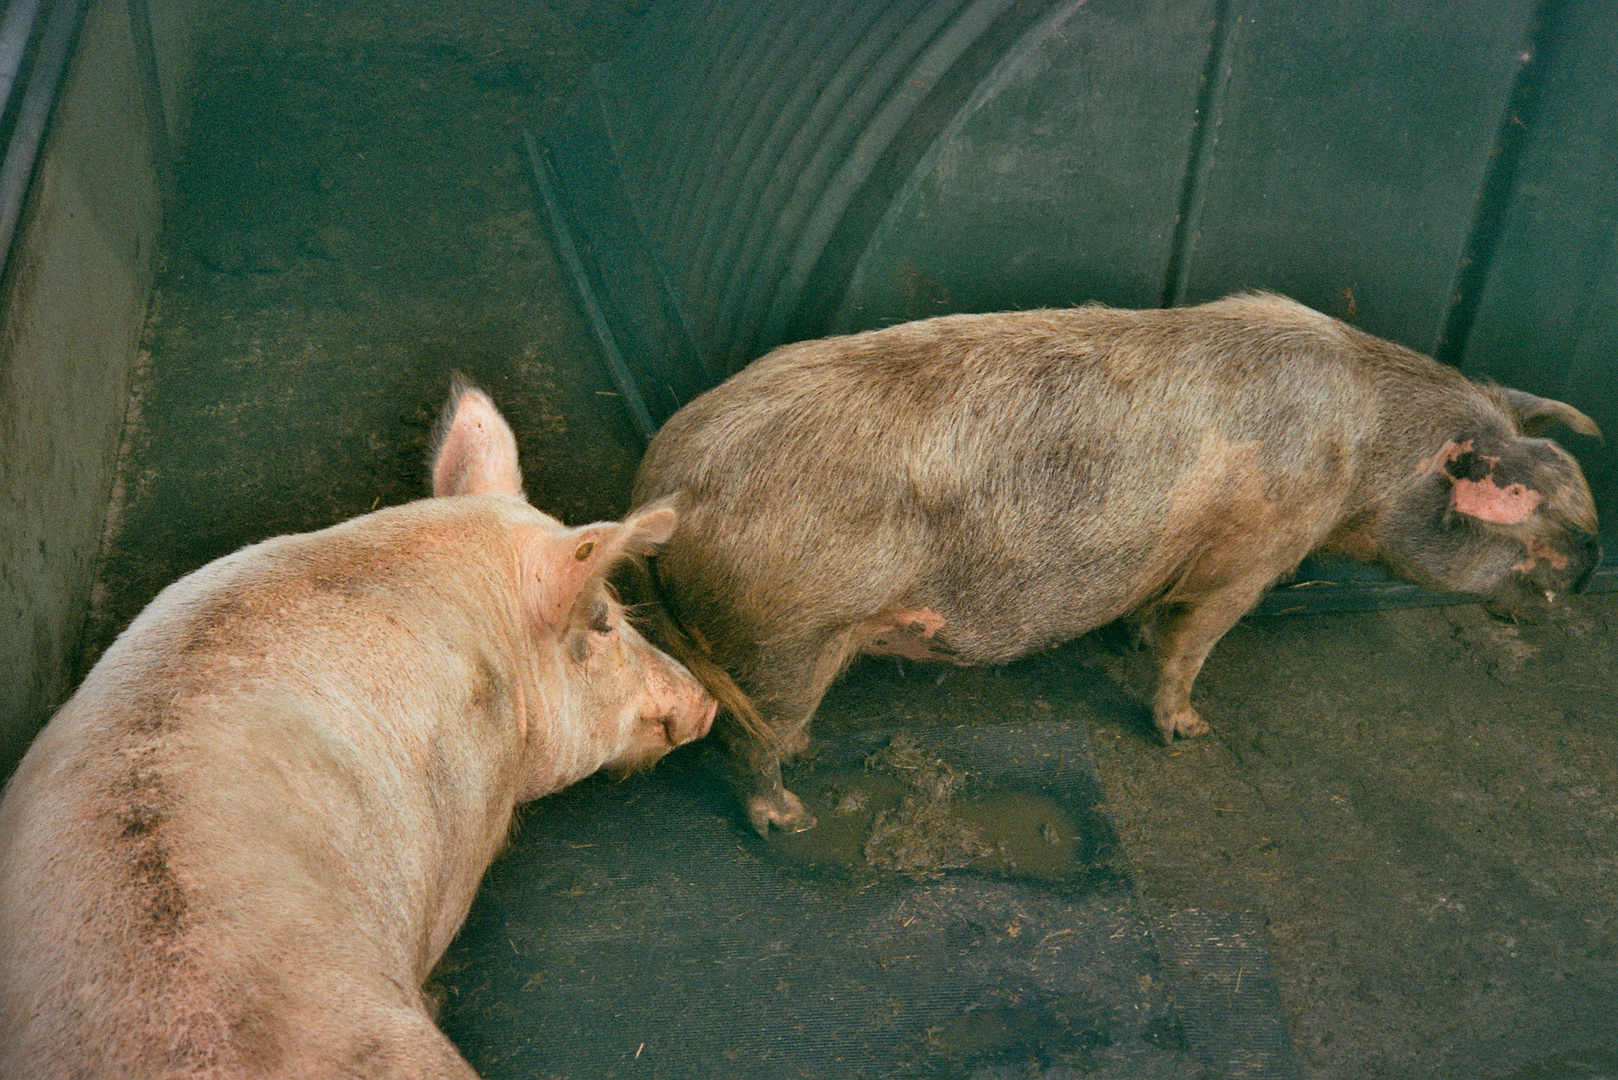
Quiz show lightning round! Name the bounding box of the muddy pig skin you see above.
[0,382,715,1079]
[632,292,1601,834]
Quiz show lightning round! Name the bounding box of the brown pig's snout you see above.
[1574,533,1603,594]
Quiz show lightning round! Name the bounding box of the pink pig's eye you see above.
[589,599,611,634]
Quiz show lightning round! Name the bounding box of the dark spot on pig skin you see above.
[285,540,418,599]
[1444,451,1495,483]
[113,759,172,828]
[126,703,175,736]
[228,985,290,1071]
[108,755,188,939]
[346,1035,394,1074]
[469,655,507,713]
[303,571,373,599]
[177,594,253,657]
[130,843,188,939]
[589,598,611,634]
[1445,441,1557,490]
[118,798,168,837]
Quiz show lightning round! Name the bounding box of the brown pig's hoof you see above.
[1156,706,1211,743]
[748,789,817,835]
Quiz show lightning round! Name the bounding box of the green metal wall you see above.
[535,0,1616,574]
[834,0,1616,537]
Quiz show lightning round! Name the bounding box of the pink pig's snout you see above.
[682,694,719,743]
[606,653,716,780]
[639,643,717,746]
[656,667,717,746]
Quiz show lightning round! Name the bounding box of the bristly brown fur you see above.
[633,292,1601,833]
[636,555,780,754]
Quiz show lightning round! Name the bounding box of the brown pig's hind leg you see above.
[729,627,862,835]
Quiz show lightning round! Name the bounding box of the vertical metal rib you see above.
[0,0,89,288]
[1160,0,1239,310]
[1434,0,1561,364]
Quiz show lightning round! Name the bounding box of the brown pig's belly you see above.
[858,606,971,664]
[853,580,1148,667]
[855,605,1073,667]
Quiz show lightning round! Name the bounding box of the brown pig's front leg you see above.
[1148,577,1272,742]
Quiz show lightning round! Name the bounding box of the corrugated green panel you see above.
[535,0,1616,598]
[564,0,1060,376]
[1458,0,1618,534]
[835,0,1216,329]
[1177,0,1539,351]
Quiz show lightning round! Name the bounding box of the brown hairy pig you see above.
[0,381,715,1079]
[631,292,1602,835]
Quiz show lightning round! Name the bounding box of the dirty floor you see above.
[83,3,1618,1078]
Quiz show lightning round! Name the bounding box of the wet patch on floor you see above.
[433,711,1267,1078]
[768,732,1090,888]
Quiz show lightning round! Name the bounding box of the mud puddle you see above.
[767,733,1086,886]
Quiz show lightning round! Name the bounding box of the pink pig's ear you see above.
[532,499,679,631]
[430,377,527,499]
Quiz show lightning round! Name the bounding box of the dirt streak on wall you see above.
[0,0,201,781]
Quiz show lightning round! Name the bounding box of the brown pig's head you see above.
[1376,390,1602,613]
[430,379,715,799]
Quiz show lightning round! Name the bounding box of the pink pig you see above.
[0,381,715,1079]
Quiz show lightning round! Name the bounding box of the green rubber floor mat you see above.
[434,655,1299,1079]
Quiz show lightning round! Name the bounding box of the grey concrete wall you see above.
[0,0,201,780]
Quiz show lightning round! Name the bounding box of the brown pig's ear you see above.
[531,501,680,631]
[429,377,527,499]
[1499,387,1602,439]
